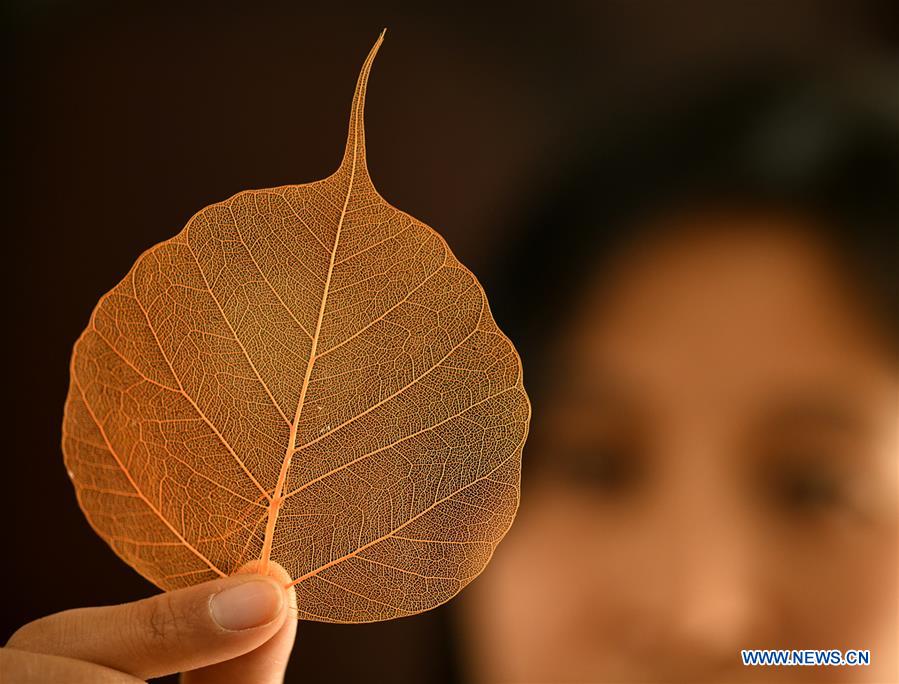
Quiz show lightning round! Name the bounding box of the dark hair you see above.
[485,67,899,392]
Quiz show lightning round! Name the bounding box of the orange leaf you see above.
[62,30,530,623]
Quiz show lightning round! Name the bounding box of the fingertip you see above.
[231,560,297,619]
[209,578,285,631]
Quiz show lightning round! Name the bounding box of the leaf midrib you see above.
[257,123,360,575]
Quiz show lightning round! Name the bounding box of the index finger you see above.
[5,572,289,680]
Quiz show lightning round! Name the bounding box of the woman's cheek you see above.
[460,478,649,682]
[762,507,898,680]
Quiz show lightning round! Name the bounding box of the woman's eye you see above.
[767,462,844,513]
[558,446,643,494]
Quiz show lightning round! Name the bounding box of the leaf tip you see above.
[340,30,387,177]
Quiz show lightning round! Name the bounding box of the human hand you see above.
[1,566,297,683]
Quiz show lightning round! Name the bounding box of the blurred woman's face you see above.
[461,209,898,683]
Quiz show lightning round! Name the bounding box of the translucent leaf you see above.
[62,31,530,623]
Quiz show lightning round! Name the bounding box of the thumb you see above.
[183,561,298,684]
[6,572,288,680]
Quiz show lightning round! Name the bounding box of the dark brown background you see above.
[6,2,897,682]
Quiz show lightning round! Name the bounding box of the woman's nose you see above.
[634,470,771,673]
[668,515,761,654]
